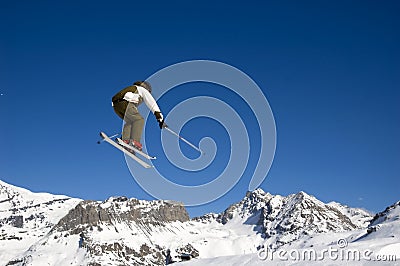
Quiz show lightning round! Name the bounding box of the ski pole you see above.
[164,126,204,154]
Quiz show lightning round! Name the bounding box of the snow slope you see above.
[0,180,82,263]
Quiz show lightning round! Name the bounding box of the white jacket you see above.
[123,86,161,114]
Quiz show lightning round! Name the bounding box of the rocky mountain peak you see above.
[245,188,271,199]
[209,188,374,249]
[53,196,190,235]
[369,200,400,226]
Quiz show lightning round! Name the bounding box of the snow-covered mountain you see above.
[208,189,373,249]
[0,180,82,264]
[178,200,400,266]
[1,180,398,266]
[327,201,372,228]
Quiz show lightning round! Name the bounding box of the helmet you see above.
[133,80,152,93]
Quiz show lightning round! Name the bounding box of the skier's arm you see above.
[138,86,161,114]
[138,86,167,128]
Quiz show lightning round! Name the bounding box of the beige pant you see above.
[113,102,144,142]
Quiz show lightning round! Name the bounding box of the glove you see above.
[154,111,167,129]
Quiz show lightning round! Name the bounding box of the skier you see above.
[112,81,166,151]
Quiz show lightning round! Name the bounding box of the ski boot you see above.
[132,140,143,151]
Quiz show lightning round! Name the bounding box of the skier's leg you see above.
[122,122,132,141]
[124,104,144,142]
[112,102,130,141]
[131,112,144,142]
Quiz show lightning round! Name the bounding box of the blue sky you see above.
[0,1,399,217]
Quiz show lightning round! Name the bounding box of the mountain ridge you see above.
[1,179,398,265]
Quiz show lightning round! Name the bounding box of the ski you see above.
[99,132,152,168]
[116,138,156,160]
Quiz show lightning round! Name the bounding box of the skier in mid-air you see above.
[111,81,166,151]
[100,80,200,167]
